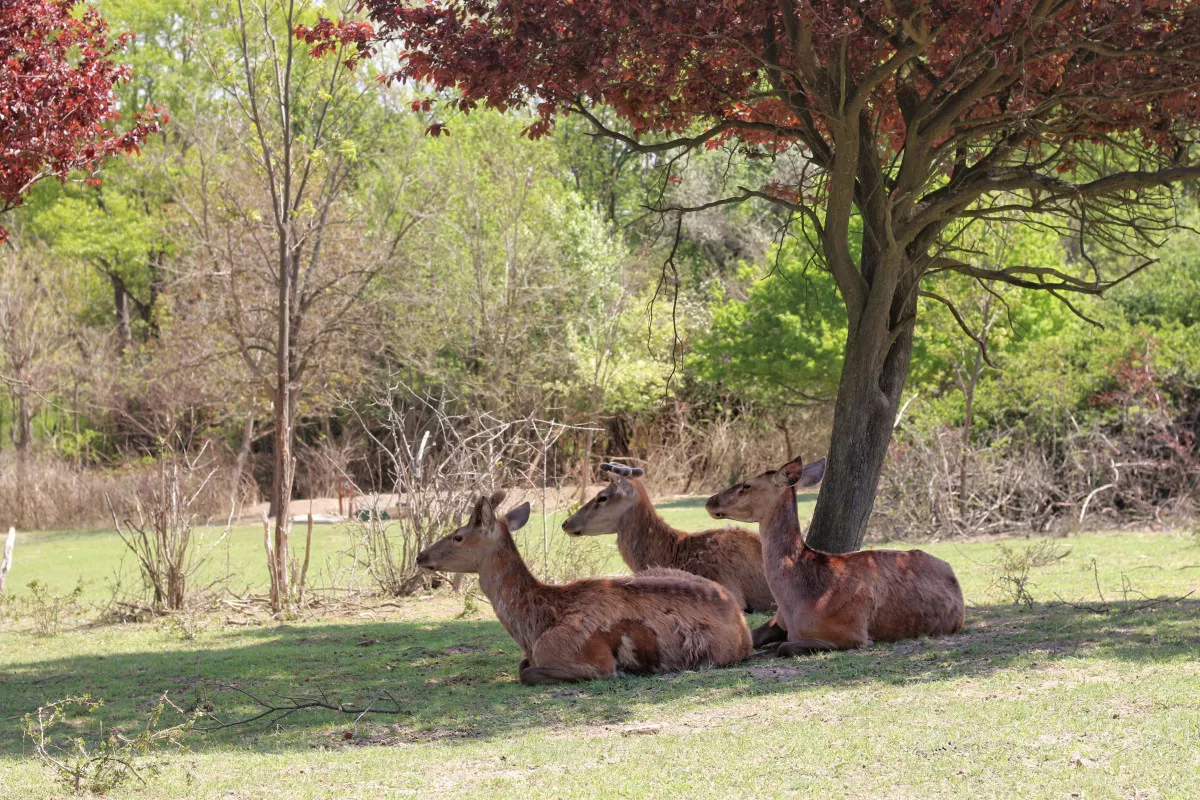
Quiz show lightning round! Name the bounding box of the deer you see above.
[416,491,753,684]
[706,456,965,657]
[560,462,787,649]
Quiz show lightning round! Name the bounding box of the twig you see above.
[298,512,314,605]
[1051,588,1194,615]
[199,683,405,733]
[1091,558,1107,608]
[1079,483,1115,525]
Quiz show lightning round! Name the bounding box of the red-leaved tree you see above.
[346,0,1200,551]
[0,0,160,241]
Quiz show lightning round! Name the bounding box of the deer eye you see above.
[739,485,749,492]
[453,534,464,542]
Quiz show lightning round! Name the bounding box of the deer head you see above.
[560,462,645,536]
[416,491,531,573]
[705,456,825,523]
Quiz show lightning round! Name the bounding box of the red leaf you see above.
[0,0,163,239]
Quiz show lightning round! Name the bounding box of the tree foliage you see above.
[350,0,1200,551]
[0,0,161,239]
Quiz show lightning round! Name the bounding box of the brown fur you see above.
[561,468,776,613]
[561,466,786,648]
[417,493,752,684]
[706,458,965,655]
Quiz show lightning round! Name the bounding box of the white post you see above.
[0,527,14,594]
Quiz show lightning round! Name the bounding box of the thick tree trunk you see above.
[804,306,916,554]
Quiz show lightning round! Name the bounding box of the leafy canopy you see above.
[329,0,1200,337]
[0,0,162,239]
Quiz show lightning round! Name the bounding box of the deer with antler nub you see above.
[561,462,785,648]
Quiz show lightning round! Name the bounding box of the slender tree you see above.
[343,0,1200,551]
[191,0,417,610]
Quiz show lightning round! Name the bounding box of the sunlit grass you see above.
[1,508,1197,799]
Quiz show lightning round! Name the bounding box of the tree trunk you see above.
[271,307,293,611]
[804,305,916,554]
[774,418,793,460]
[14,391,31,453]
[578,427,595,503]
[111,274,132,351]
[958,349,982,524]
[230,411,255,503]
[13,391,32,529]
[0,527,15,594]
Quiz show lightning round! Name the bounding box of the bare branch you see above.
[919,290,999,369]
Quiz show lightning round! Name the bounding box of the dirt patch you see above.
[327,721,483,747]
[748,664,805,681]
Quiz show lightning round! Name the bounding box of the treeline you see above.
[1,0,1197,535]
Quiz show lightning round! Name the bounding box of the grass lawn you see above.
[1,501,1198,799]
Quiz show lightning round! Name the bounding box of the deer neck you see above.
[476,531,553,656]
[615,486,681,570]
[760,487,808,566]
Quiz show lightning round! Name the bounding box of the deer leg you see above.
[520,627,617,685]
[520,665,594,685]
[776,638,841,657]
[751,616,787,649]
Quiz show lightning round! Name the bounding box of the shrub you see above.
[26,579,83,636]
[22,694,197,795]
[986,541,1071,609]
[107,442,234,611]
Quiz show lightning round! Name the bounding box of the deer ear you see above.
[772,460,803,487]
[629,467,645,478]
[613,476,638,497]
[469,496,487,526]
[505,502,531,532]
[796,457,826,488]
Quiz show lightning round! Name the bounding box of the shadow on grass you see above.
[2,598,1196,755]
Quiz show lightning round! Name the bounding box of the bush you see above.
[22,694,197,795]
[108,442,234,611]
[873,312,1200,539]
[25,579,84,636]
[351,384,577,596]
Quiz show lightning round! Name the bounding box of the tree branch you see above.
[919,290,999,369]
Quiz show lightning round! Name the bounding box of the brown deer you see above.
[706,456,965,657]
[417,491,752,684]
[561,462,786,648]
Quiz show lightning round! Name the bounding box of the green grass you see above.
[1,504,1198,799]
[0,494,822,604]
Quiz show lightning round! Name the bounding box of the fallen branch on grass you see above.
[199,683,405,733]
[1051,589,1195,615]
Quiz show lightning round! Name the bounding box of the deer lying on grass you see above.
[561,462,786,648]
[706,456,965,657]
[417,491,752,684]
